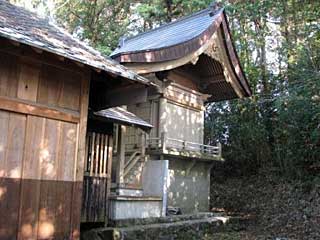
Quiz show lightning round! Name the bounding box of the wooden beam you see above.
[0,38,86,74]
[75,62,85,68]
[56,55,65,62]
[200,74,226,88]
[31,46,43,54]
[0,96,80,123]
[93,84,148,110]
[165,96,204,111]
[9,39,20,47]
[93,67,102,73]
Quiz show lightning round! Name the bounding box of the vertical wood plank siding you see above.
[0,51,89,240]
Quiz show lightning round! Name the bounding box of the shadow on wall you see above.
[167,161,209,214]
[162,101,204,145]
[0,111,81,240]
[0,178,81,240]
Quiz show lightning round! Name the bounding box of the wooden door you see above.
[81,131,113,224]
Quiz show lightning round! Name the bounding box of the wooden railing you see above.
[147,132,222,158]
[124,150,141,177]
[123,133,146,184]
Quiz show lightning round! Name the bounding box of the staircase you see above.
[123,150,148,187]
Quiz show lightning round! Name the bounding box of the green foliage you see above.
[135,0,212,26]
[53,0,132,55]
[14,0,319,178]
[205,0,320,178]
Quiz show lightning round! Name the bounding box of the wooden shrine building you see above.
[111,3,251,215]
[0,1,153,239]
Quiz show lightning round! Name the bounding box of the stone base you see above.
[109,196,163,220]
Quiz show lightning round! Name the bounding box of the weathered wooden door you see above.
[81,131,113,224]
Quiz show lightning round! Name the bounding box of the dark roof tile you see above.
[94,107,153,131]
[111,8,223,57]
[0,0,150,85]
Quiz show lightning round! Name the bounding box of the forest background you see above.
[24,0,319,180]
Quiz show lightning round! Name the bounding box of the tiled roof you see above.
[111,4,252,98]
[0,0,150,85]
[94,107,153,131]
[111,8,223,57]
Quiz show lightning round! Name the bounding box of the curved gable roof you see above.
[111,8,222,58]
[111,5,251,97]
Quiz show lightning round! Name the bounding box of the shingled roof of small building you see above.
[0,0,150,85]
[94,107,153,132]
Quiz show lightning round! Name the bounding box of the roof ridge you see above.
[1,0,95,55]
[0,0,151,85]
[122,7,212,44]
[2,0,142,76]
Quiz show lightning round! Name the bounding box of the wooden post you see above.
[115,125,126,186]
[90,133,96,175]
[105,135,113,226]
[161,131,167,152]
[141,131,146,158]
[217,142,222,157]
[158,98,167,139]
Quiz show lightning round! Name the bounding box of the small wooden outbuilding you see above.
[0,1,152,239]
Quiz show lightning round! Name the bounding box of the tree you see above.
[11,0,319,178]
[53,0,133,55]
[205,0,320,178]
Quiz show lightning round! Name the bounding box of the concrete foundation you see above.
[166,158,211,213]
[109,160,169,220]
[109,196,162,220]
[142,160,169,216]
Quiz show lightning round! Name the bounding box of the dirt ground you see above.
[208,173,320,240]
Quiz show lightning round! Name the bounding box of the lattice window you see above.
[84,132,113,177]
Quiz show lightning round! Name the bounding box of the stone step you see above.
[82,217,224,240]
[108,195,163,221]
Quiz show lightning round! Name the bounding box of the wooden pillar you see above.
[217,142,222,157]
[71,70,90,240]
[115,125,126,186]
[161,131,167,152]
[158,97,167,137]
[141,131,146,158]
[105,135,113,226]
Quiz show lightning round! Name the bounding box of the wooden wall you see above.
[161,100,204,145]
[124,80,205,149]
[125,100,159,151]
[160,73,205,145]
[0,48,89,240]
